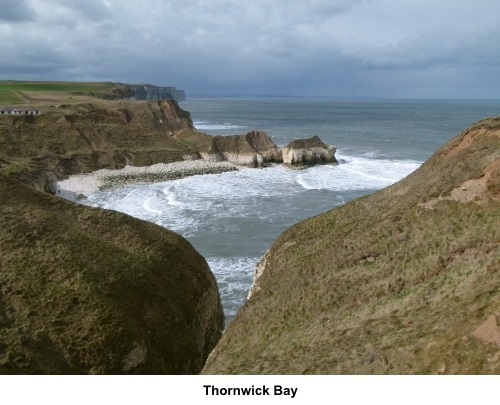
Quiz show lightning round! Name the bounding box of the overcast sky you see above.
[1,0,499,98]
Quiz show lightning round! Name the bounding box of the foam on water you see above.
[194,121,246,131]
[162,185,182,207]
[296,152,421,192]
[206,256,258,323]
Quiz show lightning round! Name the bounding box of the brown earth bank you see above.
[0,174,224,374]
[202,117,500,375]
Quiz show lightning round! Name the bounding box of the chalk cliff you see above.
[174,129,336,168]
[79,83,186,102]
[282,135,337,165]
[202,117,500,374]
[120,84,186,102]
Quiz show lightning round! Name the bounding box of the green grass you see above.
[0,89,24,104]
[0,81,116,93]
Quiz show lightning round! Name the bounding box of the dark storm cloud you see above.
[1,0,499,98]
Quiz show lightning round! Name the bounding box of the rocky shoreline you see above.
[57,160,238,198]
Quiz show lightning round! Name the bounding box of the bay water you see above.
[84,98,500,325]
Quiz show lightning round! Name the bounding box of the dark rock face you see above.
[0,175,224,374]
[202,118,500,375]
[119,84,186,102]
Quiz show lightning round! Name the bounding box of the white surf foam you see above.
[162,185,182,207]
[194,121,246,131]
[296,153,421,192]
[206,256,258,322]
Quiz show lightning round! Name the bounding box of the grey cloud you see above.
[0,0,34,22]
[64,0,111,20]
[0,0,499,98]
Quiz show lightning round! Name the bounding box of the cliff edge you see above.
[202,117,500,374]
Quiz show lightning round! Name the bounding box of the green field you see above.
[0,81,116,93]
[0,81,119,105]
[0,89,24,104]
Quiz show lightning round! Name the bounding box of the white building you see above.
[0,106,42,115]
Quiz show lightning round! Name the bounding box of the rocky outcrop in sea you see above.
[282,135,337,166]
[174,129,337,168]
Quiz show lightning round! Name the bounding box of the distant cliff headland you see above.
[0,80,185,104]
[75,83,186,102]
[114,83,186,102]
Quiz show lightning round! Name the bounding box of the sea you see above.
[83,98,500,325]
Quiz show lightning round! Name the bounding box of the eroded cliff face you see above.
[202,118,500,375]
[0,174,225,374]
[0,100,196,191]
[123,84,186,102]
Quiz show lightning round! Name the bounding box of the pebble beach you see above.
[57,160,238,198]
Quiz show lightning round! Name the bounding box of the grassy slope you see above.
[0,174,224,374]
[202,117,500,375]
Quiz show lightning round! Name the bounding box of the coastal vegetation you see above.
[0,100,197,188]
[0,90,25,104]
[0,81,116,93]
